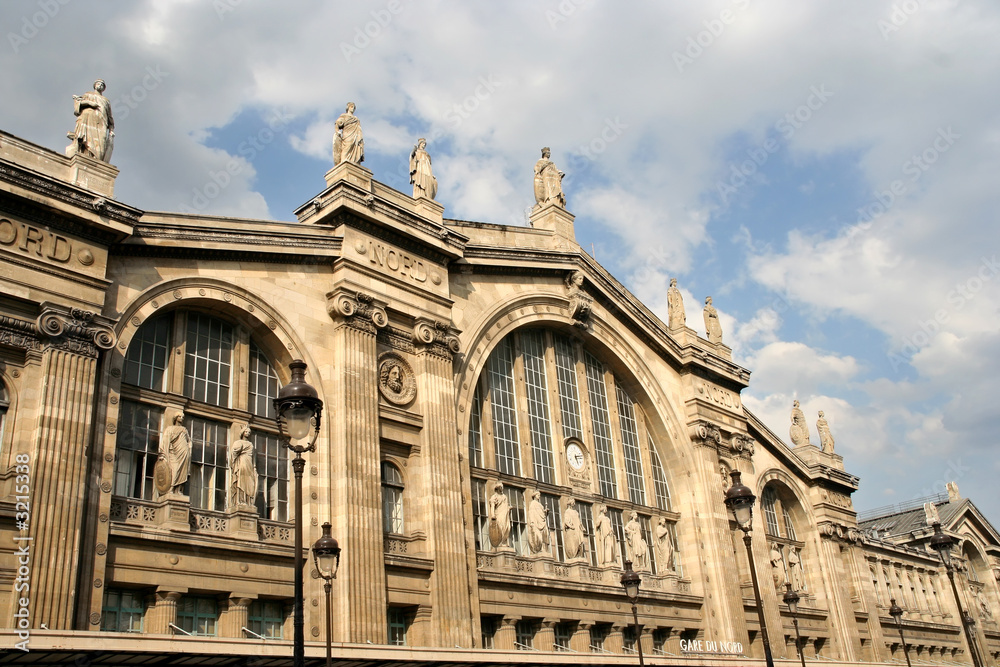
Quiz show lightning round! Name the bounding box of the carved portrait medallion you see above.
[377,352,416,406]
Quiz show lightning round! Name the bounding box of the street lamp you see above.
[724,470,775,667]
[274,359,323,667]
[929,522,982,667]
[312,522,341,667]
[620,560,645,667]
[888,598,912,667]
[783,584,806,667]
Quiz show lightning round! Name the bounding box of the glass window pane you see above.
[584,352,617,498]
[123,315,171,391]
[521,331,554,484]
[615,383,646,505]
[183,313,233,408]
[487,338,520,477]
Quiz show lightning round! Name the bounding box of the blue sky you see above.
[3,0,998,522]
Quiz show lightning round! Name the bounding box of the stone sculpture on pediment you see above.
[409,138,437,200]
[564,270,593,324]
[526,490,550,554]
[667,278,686,330]
[333,102,364,166]
[595,503,616,566]
[66,79,114,162]
[487,481,511,549]
[533,147,566,209]
[229,425,257,509]
[703,297,723,344]
[563,498,587,561]
[924,501,941,527]
[816,410,835,453]
[655,517,674,572]
[789,400,810,447]
[158,411,191,496]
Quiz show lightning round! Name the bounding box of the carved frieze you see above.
[36,305,116,357]
[326,289,388,333]
[0,315,41,351]
[413,318,461,359]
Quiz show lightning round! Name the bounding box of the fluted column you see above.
[220,596,252,638]
[24,306,115,629]
[536,618,558,651]
[495,615,517,650]
[326,289,388,644]
[414,318,472,647]
[146,590,183,634]
[570,621,593,653]
[606,623,625,653]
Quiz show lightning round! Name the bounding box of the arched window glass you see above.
[487,337,520,476]
[762,487,780,537]
[781,504,797,541]
[615,383,646,505]
[584,351,617,498]
[521,331,554,484]
[183,313,233,407]
[0,381,9,456]
[381,462,404,534]
[650,443,671,511]
[553,335,583,440]
[123,315,170,391]
[248,341,279,419]
[468,385,483,468]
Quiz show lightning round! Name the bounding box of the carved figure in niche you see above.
[409,138,438,200]
[158,411,191,495]
[66,79,114,162]
[789,400,810,447]
[787,546,804,592]
[527,490,550,554]
[563,498,587,560]
[816,410,835,453]
[924,501,941,527]
[667,278,686,330]
[625,511,649,570]
[976,589,993,618]
[533,147,566,208]
[770,542,788,589]
[332,102,364,165]
[703,297,723,344]
[487,482,511,549]
[229,425,258,509]
[378,353,416,405]
[595,504,616,566]
[565,270,593,322]
[655,517,674,572]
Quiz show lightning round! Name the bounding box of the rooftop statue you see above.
[533,147,566,209]
[816,410,835,454]
[66,79,114,162]
[409,138,437,200]
[332,102,364,165]
[789,400,810,447]
[667,278,685,330]
[703,296,723,344]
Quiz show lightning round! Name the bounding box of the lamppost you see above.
[274,360,324,667]
[783,584,807,667]
[929,522,983,667]
[888,598,912,667]
[312,522,341,667]
[620,559,645,667]
[724,470,775,667]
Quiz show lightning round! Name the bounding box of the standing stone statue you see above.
[789,400,810,447]
[563,498,587,560]
[624,511,649,571]
[487,481,511,549]
[923,501,941,527]
[66,79,114,162]
[332,102,364,165]
[409,138,438,200]
[228,425,258,509]
[655,517,674,572]
[667,278,686,330]
[533,147,566,209]
[816,410,835,453]
[770,542,787,589]
[787,546,804,592]
[703,297,723,344]
[526,490,550,554]
[158,411,191,495]
[595,504,616,566]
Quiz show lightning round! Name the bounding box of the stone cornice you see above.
[0,314,40,351]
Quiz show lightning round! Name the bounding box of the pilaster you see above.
[147,589,183,634]
[409,604,434,646]
[495,615,517,651]
[220,596,253,638]
[536,618,559,652]
[570,621,593,653]
[605,623,625,654]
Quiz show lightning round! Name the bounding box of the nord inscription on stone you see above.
[367,240,428,283]
[0,217,74,263]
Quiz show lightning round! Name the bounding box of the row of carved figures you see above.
[789,400,836,453]
[485,481,676,574]
[666,278,725,344]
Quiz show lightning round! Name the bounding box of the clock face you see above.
[566,443,585,470]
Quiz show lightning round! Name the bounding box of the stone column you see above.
[813,535,861,661]
[220,596,253,638]
[24,305,115,629]
[409,604,433,646]
[146,590,183,634]
[413,319,473,647]
[639,625,654,656]
[495,615,517,650]
[605,623,625,654]
[570,621,593,653]
[536,618,558,651]
[326,290,389,644]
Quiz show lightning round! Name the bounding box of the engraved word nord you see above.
[0,218,72,263]
[368,241,427,283]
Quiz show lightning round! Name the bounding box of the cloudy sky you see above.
[3,0,998,523]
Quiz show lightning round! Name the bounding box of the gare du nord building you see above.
[0,116,999,666]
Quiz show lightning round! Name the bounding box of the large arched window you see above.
[115,310,287,520]
[467,328,676,573]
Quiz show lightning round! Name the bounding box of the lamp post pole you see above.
[783,584,806,667]
[930,522,983,667]
[888,599,912,667]
[312,522,341,667]
[620,560,645,667]
[724,471,775,667]
[274,360,323,667]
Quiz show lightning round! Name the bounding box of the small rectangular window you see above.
[471,479,489,551]
[554,622,574,650]
[577,501,598,566]
[113,401,163,501]
[481,616,497,649]
[515,620,536,650]
[101,589,145,633]
[505,485,527,555]
[541,493,564,561]
[248,600,284,639]
[387,608,408,646]
[177,596,217,636]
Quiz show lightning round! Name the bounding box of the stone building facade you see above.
[0,126,998,665]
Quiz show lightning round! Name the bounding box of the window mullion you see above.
[167,311,188,396]
[479,367,497,471]
[233,327,250,413]
[510,334,534,480]
[603,369,629,500]
[541,331,567,483]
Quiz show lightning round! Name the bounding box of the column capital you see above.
[37,302,117,357]
[413,317,461,358]
[326,288,387,333]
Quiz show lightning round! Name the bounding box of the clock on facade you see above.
[566,442,585,470]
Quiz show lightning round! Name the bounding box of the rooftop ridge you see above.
[858,491,949,523]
